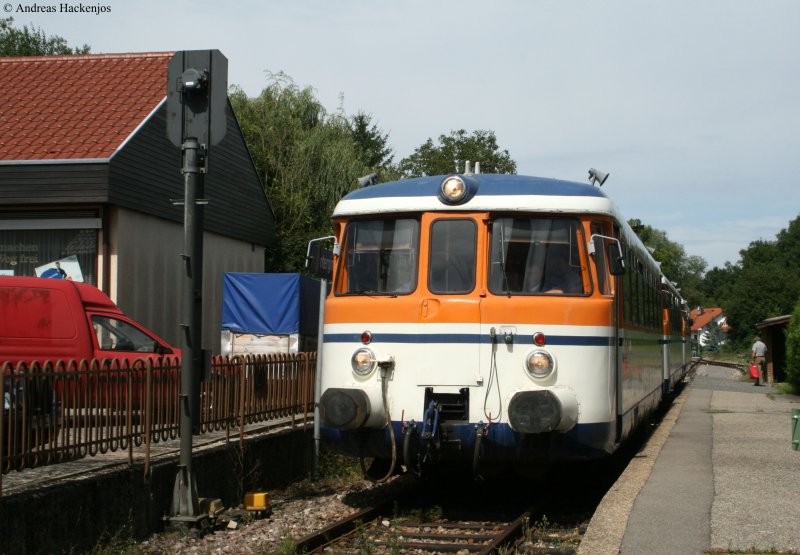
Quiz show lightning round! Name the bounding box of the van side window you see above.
[92,316,159,353]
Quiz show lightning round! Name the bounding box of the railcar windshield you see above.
[335,218,419,295]
[489,217,587,295]
[428,219,477,294]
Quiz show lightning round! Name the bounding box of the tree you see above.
[700,321,726,353]
[698,262,740,308]
[785,299,800,391]
[723,233,800,346]
[229,73,371,272]
[398,129,516,177]
[349,112,394,172]
[1,17,90,56]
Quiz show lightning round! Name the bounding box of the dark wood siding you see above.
[109,102,275,246]
[0,163,109,204]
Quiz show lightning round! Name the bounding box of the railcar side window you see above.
[335,218,419,295]
[428,219,477,294]
[489,218,587,296]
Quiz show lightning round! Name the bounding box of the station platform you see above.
[579,362,800,554]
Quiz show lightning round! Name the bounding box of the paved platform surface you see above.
[580,362,800,554]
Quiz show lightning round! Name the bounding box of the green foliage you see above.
[0,17,90,56]
[230,73,373,271]
[784,299,800,391]
[628,219,707,307]
[721,217,800,345]
[700,322,726,353]
[398,129,517,177]
[699,262,740,307]
[349,111,394,171]
[316,446,363,483]
[84,516,137,555]
[275,536,298,555]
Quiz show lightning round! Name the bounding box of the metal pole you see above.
[313,278,326,477]
[170,137,204,521]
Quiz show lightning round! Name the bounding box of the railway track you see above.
[291,372,691,554]
[296,508,531,554]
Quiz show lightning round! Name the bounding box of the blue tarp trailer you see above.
[221,273,320,355]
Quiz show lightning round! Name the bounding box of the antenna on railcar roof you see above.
[588,168,609,187]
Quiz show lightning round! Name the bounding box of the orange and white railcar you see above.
[318,171,689,476]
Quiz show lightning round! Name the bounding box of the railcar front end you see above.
[318,173,672,475]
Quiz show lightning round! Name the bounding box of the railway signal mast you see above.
[165,49,228,528]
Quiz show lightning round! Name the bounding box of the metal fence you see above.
[1,353,316,494]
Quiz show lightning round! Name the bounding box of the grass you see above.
[316,446,364,483]
[83,524,139,555]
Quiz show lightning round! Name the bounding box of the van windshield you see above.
[335,218,419,295]
[92,316,159,353]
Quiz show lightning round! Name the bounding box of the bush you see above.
[785,299,800,391]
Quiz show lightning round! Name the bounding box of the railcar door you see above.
[414,212,486,388]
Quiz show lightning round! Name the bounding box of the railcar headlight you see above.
[351,348,377,376]
[440,176,467,203]
[525,349,555,379]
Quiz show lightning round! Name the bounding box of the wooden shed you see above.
[756,315,791,384]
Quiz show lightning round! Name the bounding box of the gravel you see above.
[135,474,413,554]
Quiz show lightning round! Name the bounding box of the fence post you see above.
[144,360,153,479]
[1,363,5,496]
[239,357,246,446]
[313,278,326,477]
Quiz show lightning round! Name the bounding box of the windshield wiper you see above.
[496,222,512,298]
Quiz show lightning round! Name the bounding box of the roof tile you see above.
[0,52,173,161]
[690,307,725,332]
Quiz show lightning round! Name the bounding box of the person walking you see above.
[751,335,768,386]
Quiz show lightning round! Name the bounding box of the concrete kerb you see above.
[577,387,689,555]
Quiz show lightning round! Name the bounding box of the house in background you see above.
[0,52,275,353]
[690,306,731,350]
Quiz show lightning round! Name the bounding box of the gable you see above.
[109,101,275,246]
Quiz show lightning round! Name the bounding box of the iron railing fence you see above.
[1,353,316,494]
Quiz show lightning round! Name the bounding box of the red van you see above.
[0,276,179,365]
[2,277,181,449]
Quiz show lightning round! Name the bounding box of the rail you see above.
[0,353,316,495]
[296,503,531,554]
[694,357,745,371]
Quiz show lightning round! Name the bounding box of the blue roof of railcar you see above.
[341,173,607,201]
[332,173,674,291]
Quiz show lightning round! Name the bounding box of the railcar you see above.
[316,169,689,478]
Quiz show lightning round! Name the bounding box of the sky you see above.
[9,0,799,269]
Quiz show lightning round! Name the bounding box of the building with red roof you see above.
[0,52,275,351]
[690,306,731,348]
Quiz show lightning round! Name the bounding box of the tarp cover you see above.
[221,273,319,335]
